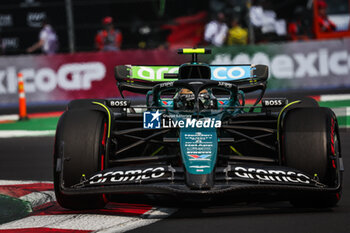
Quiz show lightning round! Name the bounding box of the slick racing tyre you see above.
[54,109,108,210]
[282,107,342,208]
[287,96,319,108]
[262,97,318,113]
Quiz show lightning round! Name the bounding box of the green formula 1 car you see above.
[54,48,343,209]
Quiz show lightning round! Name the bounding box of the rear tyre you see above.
[282,107,342,208]
[54,109,108,210]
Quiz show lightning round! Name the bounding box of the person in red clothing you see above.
[317,0,336,32]
[95,16,122,51]
[288,7,310,41]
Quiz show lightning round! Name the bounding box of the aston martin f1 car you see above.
[54,48,343,210]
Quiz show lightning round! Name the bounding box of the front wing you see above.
[59,164,341,199]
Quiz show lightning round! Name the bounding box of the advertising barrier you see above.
[207,38,350,90]
[0,50,183,104]
[0,38,350,105]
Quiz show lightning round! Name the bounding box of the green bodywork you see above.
[131,66,179,81]
[148,81,243,175]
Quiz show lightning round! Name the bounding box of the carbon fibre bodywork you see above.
[54,49,343,206]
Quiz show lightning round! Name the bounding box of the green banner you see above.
[131,66,179,81]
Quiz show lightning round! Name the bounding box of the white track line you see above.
[0,130,55,138]
[332,107,350,117]
[320,94,350,101]
[0,114,19,121]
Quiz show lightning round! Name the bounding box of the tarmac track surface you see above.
[0,132,349,233]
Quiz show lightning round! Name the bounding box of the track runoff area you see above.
[0,93,348,232]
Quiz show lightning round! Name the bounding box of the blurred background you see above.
[0,0,350,107]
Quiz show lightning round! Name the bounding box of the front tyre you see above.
[54,109,108,210]
[282,107,342,208]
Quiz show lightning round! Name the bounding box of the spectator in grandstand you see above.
[95,16,122,51]
[226,17,248,45]
[288,7,311,41]
[317,0,336,32]
[26,19,59,55]
[204,12,228,46]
